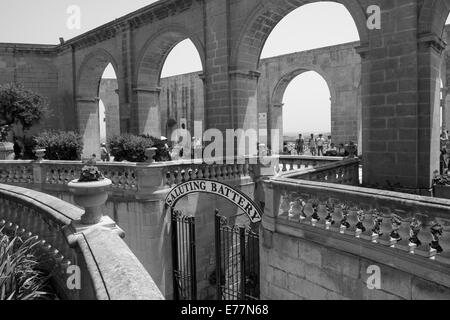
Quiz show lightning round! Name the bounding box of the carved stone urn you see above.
[34,148,46,161]
[68,178,112,224]
[145,147,157,164]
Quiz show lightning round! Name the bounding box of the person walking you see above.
[316,134,326,156]
[309,134,316,156]
[295,134,304,155]
[100,143,110,162]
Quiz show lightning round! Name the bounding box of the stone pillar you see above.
[119,23,133,135]
[133,87,162,137]
[228,70,261,155]
[358,3,440,192]
[417,34,446,190]
[77,97,101,159]
[268,103,283,153]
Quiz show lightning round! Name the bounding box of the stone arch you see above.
[418,0,450,38]
[268,67,335,151]
[271,67,335,107]
[231,0,368,71]
[76,48,120,158]
[132,24,205,137]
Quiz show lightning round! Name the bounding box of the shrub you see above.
[0,83,49,141]
[0,230,55,300]
[34,131,83,161]
[108,134,154,162]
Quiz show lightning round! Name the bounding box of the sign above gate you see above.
[165,179,262,223]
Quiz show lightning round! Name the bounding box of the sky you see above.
[1,1,449,135]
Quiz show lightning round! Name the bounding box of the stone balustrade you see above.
[280,158,360,186]
[0,183,164,300]
[278,155,345,173]
[265,167,450,266]
[260,163,450,299]
[0,157,262,198]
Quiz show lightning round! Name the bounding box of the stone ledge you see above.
[270,218,450,289]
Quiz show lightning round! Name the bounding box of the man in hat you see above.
[100,143,110,162]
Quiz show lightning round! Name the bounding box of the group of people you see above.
[440,130,450,174]
[283,133,357,158]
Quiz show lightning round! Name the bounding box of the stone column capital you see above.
[133,87,162,94]
[418,33,447,55]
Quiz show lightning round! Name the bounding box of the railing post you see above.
[189,216,197,300]
[239,226,246,300]
[171,209,179,300]
[32,159,46,191]
[214,209,222,300]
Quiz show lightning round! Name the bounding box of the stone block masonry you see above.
[260,230,450,300]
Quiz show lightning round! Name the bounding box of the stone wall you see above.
[260,230,450,300]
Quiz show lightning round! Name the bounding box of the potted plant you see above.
[432,170,450,199]
[68,159,112,224]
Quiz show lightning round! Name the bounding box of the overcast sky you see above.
[1,1,448,135]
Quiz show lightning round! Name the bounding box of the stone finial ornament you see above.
[325,200,335,230]
[310,199,320,225]
[408,218,422,247]
[389,215,402,246]
[371,209,383,242]
[355,209,366,237]
[288,199,304,220]
[430,222,444,256]
[339,203,351,233]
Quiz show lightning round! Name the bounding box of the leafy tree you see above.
[0,83,49,141]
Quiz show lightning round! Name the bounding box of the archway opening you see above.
[160,39,204,149]
[77,54,119,159]
[99,63,120,146]
[255,2,361,155]
[135,34,204,153]
[280,71,331,155]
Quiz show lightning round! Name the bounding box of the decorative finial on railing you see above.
[339,204,350,234]
[371,209,383,243]
[389,215,402,247]
[325,200,335,230]
[429,222,444,259]
[355,209,366,238]
[408,218,422,254]
[310,199,320,226]
[288,200,303,221]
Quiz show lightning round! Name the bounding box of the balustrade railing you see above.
[278,155,345,173]
[0,183,163,300]
[265,162,450,266]
[0,157,259,196]
[280,158,360,186]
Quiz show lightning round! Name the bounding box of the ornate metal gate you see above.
[171,209,197,300]
[214,210,260,300]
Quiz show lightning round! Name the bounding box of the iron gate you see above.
[171,209,197,300]
[215,210,260,300]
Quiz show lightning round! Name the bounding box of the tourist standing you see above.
[13,136,22,160]
[100,143,110,162]
[337,143,348,157]
[316,134,326,156]
[309,134,316,156]
[295,134,304,155]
